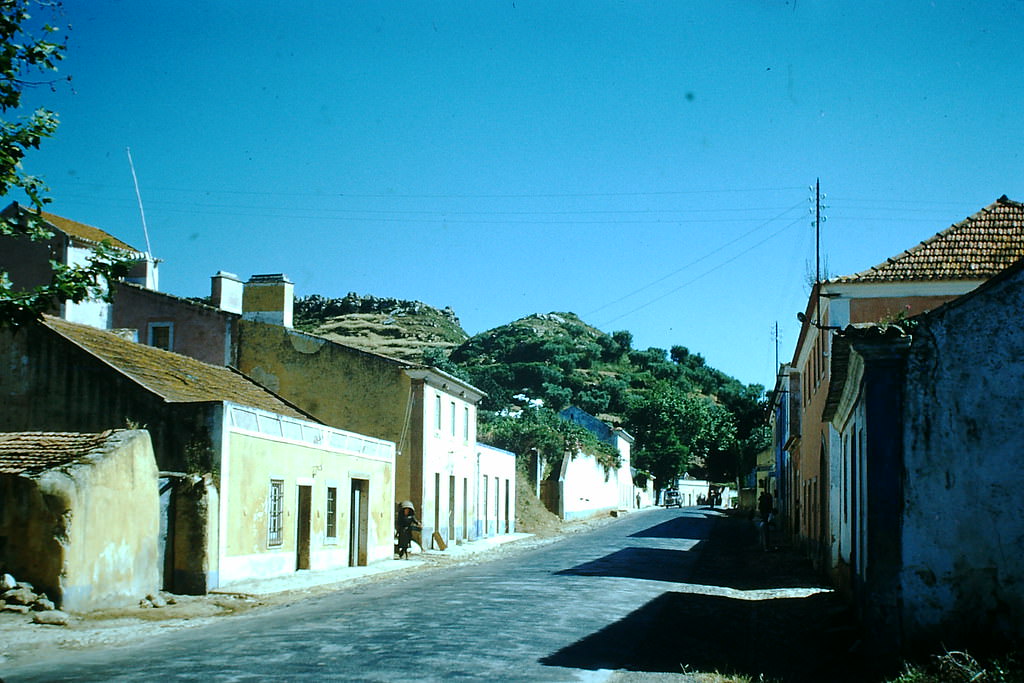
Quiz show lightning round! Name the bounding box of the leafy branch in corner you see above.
[0,0,134,328]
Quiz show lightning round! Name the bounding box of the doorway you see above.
[448,475,456,541]
[296,484,312,570]
[349,479,369,566]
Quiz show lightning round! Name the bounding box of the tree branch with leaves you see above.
[0,0,132,328]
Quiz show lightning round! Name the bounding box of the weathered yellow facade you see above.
[234,320,486,545]
[0,430,160,611]
[215,403,395,586]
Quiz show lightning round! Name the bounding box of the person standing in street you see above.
[757,490,774,550]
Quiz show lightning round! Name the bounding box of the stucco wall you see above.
[554,451,628,521]
[111,282,236,365]
[417,382,480,544]
[62,243,112,328]
[849,295,959,325]
[0,430,159,611]
[901,269,1024,645]
[218,426,395,585]
[236,320,410,443]
[477,444,516,536]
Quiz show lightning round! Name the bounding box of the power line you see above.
[585,200,805,317]
[596,215,805,329]
[48,181,807,201]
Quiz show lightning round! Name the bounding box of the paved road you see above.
[3,508,852,682]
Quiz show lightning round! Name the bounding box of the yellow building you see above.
[235,319,489,546]
[0,316,396,593]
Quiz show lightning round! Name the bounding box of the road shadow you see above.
[540,589,879,682]
[556,547,698,583]
[543,512,891,681]
[568,513,820,591]
[629,513,717,540]
[687,512,825,591]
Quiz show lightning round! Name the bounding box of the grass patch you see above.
[890,650,1024,683]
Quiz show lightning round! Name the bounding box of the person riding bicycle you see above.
[395,500,422,559]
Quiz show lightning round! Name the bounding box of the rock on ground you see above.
[32,610,70,626]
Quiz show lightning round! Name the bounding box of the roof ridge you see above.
[1,201,141,252]
[831,196,1024,284]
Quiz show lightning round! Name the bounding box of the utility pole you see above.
[813,179,827,327]
[773,320,780,373]
[815,178,821,287]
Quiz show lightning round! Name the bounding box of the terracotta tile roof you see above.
[43,316,312,420]
[1,201,139,252]
[0,430,115,475]
[832,196,1024,284]
[38,209,139,252]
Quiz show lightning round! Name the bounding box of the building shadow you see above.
[556,547,699,583]
[540,590,880,682]
[629,513,717,540]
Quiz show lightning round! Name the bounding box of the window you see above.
[326,486,338,540]
[464,407,470,441]
[268,479,284,546]
[450,401,457,436]
[148,322,173,351]
[434,394,442,431]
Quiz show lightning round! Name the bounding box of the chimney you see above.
[242,273,294,328]
[211,271,243,314]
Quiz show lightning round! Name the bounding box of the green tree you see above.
[479,406,620,471]
[0,0,131,327]
[627,384,737,484]
[611,330,633,353]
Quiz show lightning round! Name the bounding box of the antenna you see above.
[126,147,153,256]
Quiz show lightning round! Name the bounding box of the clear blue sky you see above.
[16,1,1024,388]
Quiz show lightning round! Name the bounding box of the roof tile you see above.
[832,196,1024,283]
[43,316,311,419]
[0,431,115,475]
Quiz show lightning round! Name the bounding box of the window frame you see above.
[148,321,174,351]
[325,485,338,541]
[268,479,285,547]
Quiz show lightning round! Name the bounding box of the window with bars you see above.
[326,486,338,540]
[268,479,284,546]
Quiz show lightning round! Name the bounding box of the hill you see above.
[293,293,468,363]
[447,311,768,483]
[293,299,768,484]
[448,311,747,414]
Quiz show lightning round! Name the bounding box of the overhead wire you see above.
[596,214,806,329]
[584,199,806,317]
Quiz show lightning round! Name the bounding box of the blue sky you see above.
[16,1,1024,388]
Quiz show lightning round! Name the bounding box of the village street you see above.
[3,508,867,683]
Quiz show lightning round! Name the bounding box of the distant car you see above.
[663,490,681,508]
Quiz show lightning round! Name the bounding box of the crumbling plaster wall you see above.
[902,269,1024,646]
[0,430,159,611]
